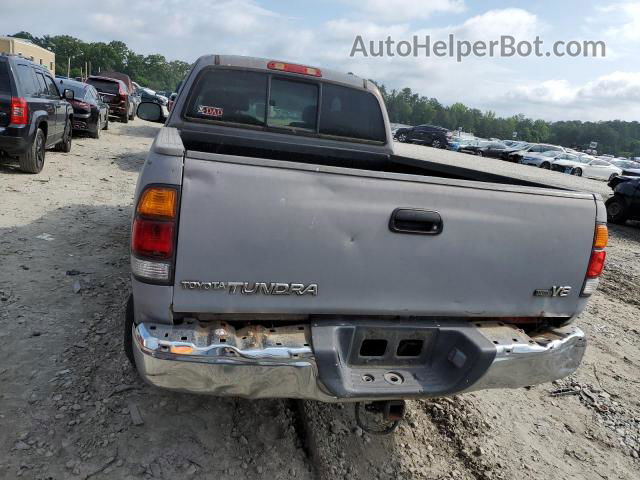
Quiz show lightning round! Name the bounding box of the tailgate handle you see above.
[389,208,443,235]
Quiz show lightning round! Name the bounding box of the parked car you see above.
[505,143,565,163]
[138,87,168,106]
[606,176,640,224]
[520,150,573,169]
[0,54,74,173]
[608,159,640,177]
[459,141,508,158]
[56,78,109,138]
[86,76,131,123]
[552,155,622,181]
[394,124,451,148]
[99,71,139,120]
[127,54,605,413]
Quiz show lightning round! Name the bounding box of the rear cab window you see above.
[184,68,386,144]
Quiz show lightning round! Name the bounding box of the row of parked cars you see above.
[0,52,171,173]
[393,124,637,183]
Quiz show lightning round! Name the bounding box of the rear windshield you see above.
[87,79,119,95]
[0,62,11,94]
[185,68,386,143]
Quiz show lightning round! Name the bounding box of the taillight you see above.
[71,100,91,112]
[581,223,608,296]
[10,97,28,125]
[168,100,174,112]
[131,186,178,283]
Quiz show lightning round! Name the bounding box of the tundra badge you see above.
[180,281,318,296]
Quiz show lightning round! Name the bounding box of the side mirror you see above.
[63,89,74,100]
[137,102,164,123]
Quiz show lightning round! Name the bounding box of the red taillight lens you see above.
[586,250,606,278]
[132,218,174,259]
[131,186,179,283]
[71,100,91,112]
[10,97,28,125]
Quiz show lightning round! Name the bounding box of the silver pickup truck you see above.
[126,55,608,405]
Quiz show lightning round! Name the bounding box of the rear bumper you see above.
[0,126,30,155]
[133,320,586,402]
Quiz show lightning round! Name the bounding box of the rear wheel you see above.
[608,173,618,182]
[54,122,72,153]
[121,113,129,124]
[18,128,46,174]
[475,151,483,157]
[124,294,135,367]
[572,168,582,176]
[606,196,628,224]
[431,139,442,149]
[103,115,109,130]
[396,133,407,142]
[91,118,101,139]
[540,162,550,169]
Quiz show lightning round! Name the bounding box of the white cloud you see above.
[599,2,640,42]
[341,0,466,22]
[499,72,640,120]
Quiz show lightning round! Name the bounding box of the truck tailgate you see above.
[172,153,597,317]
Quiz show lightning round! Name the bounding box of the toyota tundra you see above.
[126,55,607,406]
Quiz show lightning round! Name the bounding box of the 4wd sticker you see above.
[197,105,224,117]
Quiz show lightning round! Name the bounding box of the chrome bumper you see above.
[133,321,586,402]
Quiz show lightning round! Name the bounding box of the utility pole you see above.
[67,57,70,78]
[85,61,88,80]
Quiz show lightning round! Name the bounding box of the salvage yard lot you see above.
[0,121,638,479]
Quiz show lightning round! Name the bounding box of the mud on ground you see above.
[0,121,638,479]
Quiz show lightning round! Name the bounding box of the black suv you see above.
[0,54,74,173]
[394,124,451,148]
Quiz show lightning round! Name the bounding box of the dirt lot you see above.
[1,120,638,480]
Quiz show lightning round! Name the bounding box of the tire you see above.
[396,133,407,143]
[608,173,618,182]
[103,115,109,130]
[18,128,46,174]
[606,196,628,225]
[572,168,582,177]
[128,109,135,121]
[121,113,129,124]
[54,122,72,153]
[90,118,101,139]
[124,294,136,367]
[540,162,550,169]
[431,139,441,149]
[475,151,483,157]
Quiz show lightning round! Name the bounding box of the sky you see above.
[1,0,639,122]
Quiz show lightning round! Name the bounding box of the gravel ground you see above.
[0,122,638,479]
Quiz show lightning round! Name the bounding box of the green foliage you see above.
[381,86,640,157]
[10,32,190,92]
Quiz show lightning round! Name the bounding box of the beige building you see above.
[0,36,55,72]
